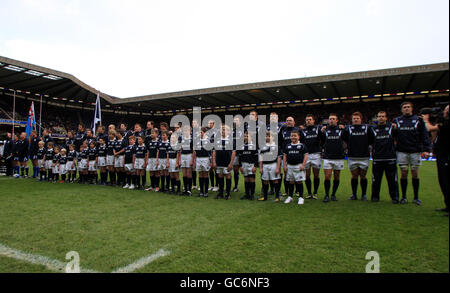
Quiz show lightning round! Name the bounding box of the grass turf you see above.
[0,161,448,273]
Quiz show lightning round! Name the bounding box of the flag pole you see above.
[12,90,16,134]
[39,94,43,137]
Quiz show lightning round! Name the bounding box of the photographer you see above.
[2,133,14,176]
[422,104,449,217]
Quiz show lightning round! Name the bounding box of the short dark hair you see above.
[401,101,413,109]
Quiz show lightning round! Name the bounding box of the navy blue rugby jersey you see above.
[341,124,372,158]
[236,143,258,165]
[134,144,147,159]
[284,142,308,165]
[322,126,345,160]
[214,137,234,167]
[301,125,323,154]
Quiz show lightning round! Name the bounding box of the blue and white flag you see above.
[92,93,102,136]
[25,102,36,139]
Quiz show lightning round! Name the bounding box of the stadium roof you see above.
[0,55,448,115]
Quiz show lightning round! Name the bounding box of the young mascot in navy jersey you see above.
[106,131,117,185]
[300,114,324,199]
[44,141,55,181]
[180,126,194,196]
[283,130,309,205]
[58,148,68,183]
[167,133,181,194]
[371,111,399,203]
[66,144,77,183]
[321,114,346,203]
[212,125,236,200]
[114,131,126,186]
[237,131,259,200]
[158,131,171,192]
[342,112,373,201]
[146,129,161,191]
[77,142,89,183]
[123,136,137,189]
[87,141,98,184]
[393,102,431,205]
[133,136,148,190]
[259,131,283,202]
[97,138,108,185]
[279,117,299,196]
[193,127,212,198]
[266,112,284,196]
[37,141,46,181]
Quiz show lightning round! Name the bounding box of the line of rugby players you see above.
[2,101,431,205]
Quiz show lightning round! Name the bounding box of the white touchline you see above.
[0,243,100,273]
[112,249,171,273]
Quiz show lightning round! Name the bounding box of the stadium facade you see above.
[0,55,448,122]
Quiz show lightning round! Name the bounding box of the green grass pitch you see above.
[0,161,448,273]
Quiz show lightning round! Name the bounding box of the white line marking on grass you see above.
[112,249,170,273]
[0,243,100,273]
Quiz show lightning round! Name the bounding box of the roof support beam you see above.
[305,84,321,98]
[404,74,416,92]
[283,86,300,100]
[240,91,261,104]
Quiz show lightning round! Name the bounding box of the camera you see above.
[419,107,445,124]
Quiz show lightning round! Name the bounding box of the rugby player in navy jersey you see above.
[64,131,75,153]
[283,130,309,205]
[113,131,126,187]
[258,131,282,202]
[300,114,324,199]
[120,123,133,144]
[95,126,108,144]
[123,136,137,189]
[371,111,399,203]
[14,132,29,178]
[393,102,431,205]
[342,112,373,201]
[85,129,96,146]
[157,131,171,192]
[74,124,86,152]
[146,129,161,191]
[87,141,98,184]
[133,136,148,190]
[321,114,346,203]
[133,123,145,139]
[29,130,41,178]
[42,128,54,149]
[144,121,155,145]
[97,138,108,185]
[106,131,117,185]
[167,133,181,194]
[212,125,236,200]
[193,127,212,197]
[279,117,299,196]
[237,131,258,200]
[180,126,194,196]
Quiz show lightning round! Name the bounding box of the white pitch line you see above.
[112,249,170,273]
[0,243,99,273]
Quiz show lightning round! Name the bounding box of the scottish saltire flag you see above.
[92,93,102,136]
[25,102,36,139]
